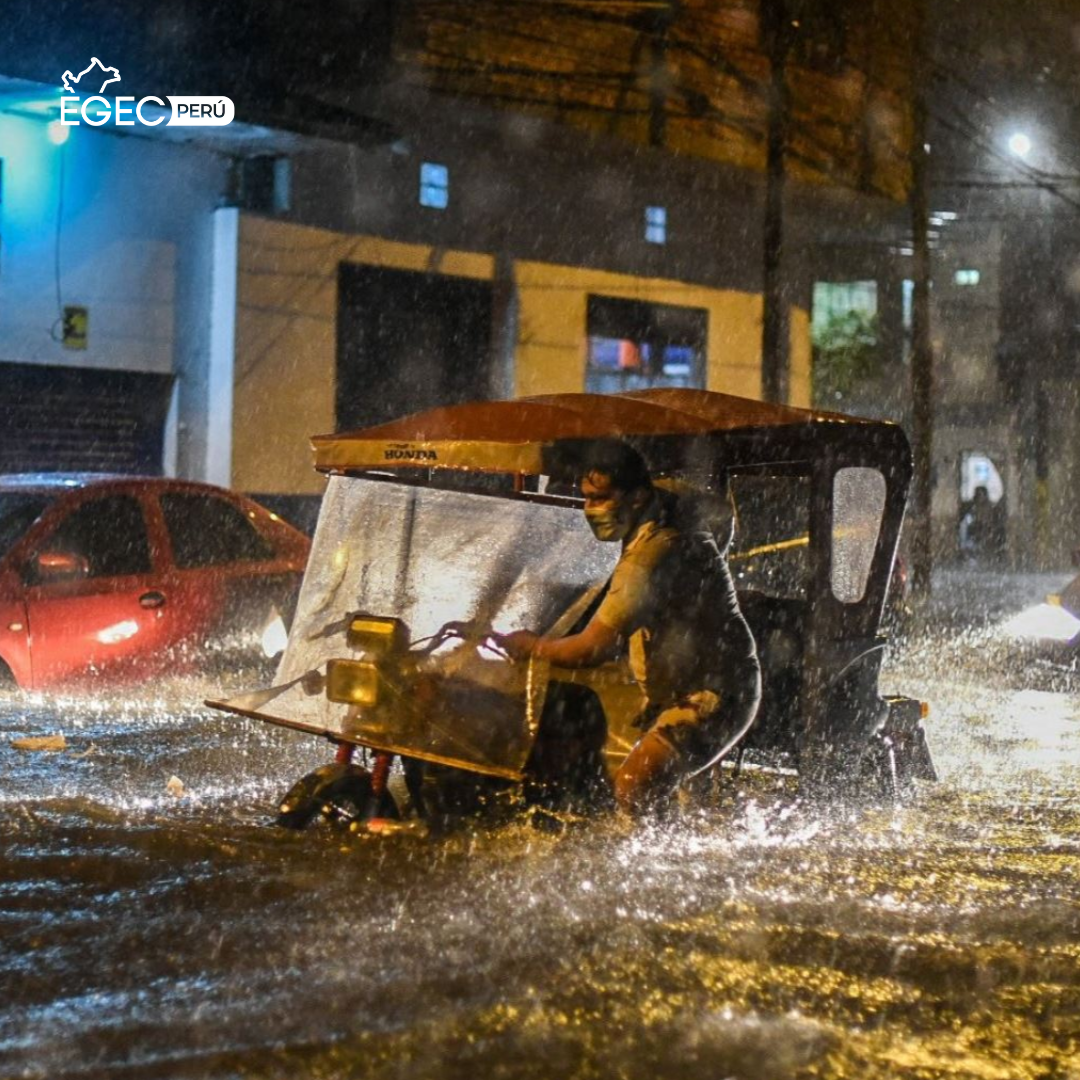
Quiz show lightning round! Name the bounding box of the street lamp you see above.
[1007,132,1032,158]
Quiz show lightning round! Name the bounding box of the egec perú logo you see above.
[60,58,235,128]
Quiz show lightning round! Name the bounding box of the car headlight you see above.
[1000,600,1080,644]
[261,612,289,658]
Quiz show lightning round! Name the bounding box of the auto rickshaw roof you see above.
[312,389,896,475]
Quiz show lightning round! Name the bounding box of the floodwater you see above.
[3,571,1080,1080]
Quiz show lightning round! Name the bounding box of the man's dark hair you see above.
[579,440,652,493]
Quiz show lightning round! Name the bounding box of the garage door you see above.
[0,362,175,475]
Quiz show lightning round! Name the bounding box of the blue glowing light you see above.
[47,119,70,145]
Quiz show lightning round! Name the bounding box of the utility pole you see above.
[909,0,934,596]
[647,1,673,149]
[760,0,791,404]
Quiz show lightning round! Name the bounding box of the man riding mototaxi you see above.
[496,442,761,816]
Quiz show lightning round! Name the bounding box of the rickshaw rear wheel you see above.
[798,737,900,803]
[855,735,899,803]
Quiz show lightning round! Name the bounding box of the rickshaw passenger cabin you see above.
[293,388,931,789]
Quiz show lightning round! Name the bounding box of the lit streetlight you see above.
[1007,132,1032,158]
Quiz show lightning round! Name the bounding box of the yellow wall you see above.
[789,307,812,409]
[515,261,774,400]
[233,217,811,493]
[514,260,811,406]
[234,217,492,493]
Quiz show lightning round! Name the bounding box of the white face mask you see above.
[584,504,635,542]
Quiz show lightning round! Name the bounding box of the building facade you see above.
[1,81,839,497]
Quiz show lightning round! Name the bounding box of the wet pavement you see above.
[2,569,1080,1080]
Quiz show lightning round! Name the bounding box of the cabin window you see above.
[728,473,812,600]
[831,467,887,603]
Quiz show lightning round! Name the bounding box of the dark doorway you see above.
[336,264,494,430]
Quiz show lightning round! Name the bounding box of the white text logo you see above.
[60,58,235,128]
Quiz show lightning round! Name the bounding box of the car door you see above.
[155,489,300,657]
[22,491,175,688]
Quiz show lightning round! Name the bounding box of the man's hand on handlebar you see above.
[495,619,619,669]
[492,629,540,660]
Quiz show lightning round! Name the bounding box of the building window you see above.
[954,268,980,286]
[645,205,667,244]
[812,281,878,335]
[585,295,706,394]
[811,281,880,404]
[419,162,449,209]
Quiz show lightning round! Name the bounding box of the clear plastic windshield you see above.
[219,476,617,777]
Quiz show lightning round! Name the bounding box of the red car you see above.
[0,475,310,690]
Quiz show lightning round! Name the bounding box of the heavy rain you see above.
[4,571,1080,1078]
[3,0,1080,1078]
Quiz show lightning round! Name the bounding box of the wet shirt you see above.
[593,497,758,706]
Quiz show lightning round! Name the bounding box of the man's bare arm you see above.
[496,618,620,668]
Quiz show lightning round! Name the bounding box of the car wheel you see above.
[0,659,18,692]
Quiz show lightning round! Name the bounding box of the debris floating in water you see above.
[11,734,67,752]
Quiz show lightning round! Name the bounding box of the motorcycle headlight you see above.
[326,658,381,705]
[346,614,408,657]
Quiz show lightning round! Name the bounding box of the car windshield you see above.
[0,492,57,559]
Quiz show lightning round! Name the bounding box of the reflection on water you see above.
[3,592,1080,1079]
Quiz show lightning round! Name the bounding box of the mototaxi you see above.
[209,388,935,830]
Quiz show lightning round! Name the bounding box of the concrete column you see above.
[489,249,518,400]
[174,205,238,485]
[161,380,180,478]
[1047,375,1080,567]
[205,207,238,486]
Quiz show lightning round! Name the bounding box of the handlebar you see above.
[409,620,511,660]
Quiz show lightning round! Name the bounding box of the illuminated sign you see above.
[62,306,88,349]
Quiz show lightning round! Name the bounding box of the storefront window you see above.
[585,295,706,394]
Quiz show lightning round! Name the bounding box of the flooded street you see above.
[3,571,1080,1080]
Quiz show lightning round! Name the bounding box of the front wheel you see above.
[320,771,400,828]
[274,762,399,829]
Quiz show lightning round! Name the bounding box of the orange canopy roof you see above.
[311,389,875,474]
